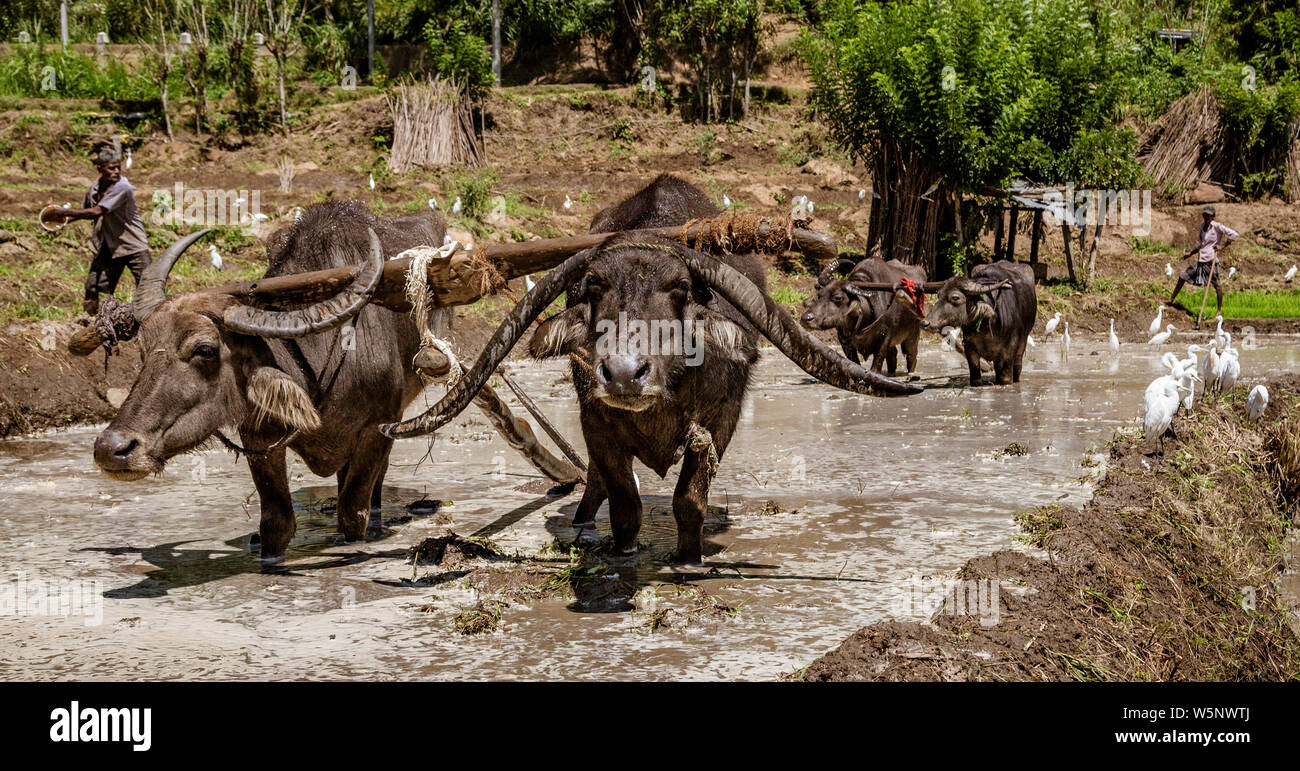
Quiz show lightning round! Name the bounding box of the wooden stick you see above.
[1196,254,1217,329]
[498,370,587,472]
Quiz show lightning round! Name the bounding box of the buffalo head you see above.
[93,229,384,479]
[921,276,1011,334]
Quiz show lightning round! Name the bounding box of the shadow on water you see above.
[83,485,445,599]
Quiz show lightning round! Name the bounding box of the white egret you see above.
[1228,266,1237,280]
[1164,263,1173,277]
[524,275,536,293]
[1148,324,1175,345]
[1043,312,1061,336]
[124,147,133,170]
[1200,345,1218,385]
[368,173,375,190]
[1144,375,1188,454]
[1214,315,1228,350]
[208,244,222,270]
[1026,335,1036,347]
[1217,348,1240,391]
[858,189,866,201]
[722,194,731,208]
[1148,305,1164,336]
[1108,319,1119,352]
[428,197,438,211]
[563,194,572,212]
[1247,385,1269,421]
[1286,265,1297,282]
[1060,321,1071,354]
[292,206,303,223]
[452,196,462,215]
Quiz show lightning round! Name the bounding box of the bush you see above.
[422,17,493,98]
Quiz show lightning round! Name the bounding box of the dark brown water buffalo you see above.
[93,200,444,562]
[380,175,920,564]
[922,260,1037,385]
[800,257,926,375]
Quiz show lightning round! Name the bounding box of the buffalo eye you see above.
[832,293,845,305]
[950,293,963,303]
[191,343,219,362]
[584,275,608,299]
[665,278,691,296]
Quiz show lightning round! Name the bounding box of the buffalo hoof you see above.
[248,532,261,553]
[259,554,285,566]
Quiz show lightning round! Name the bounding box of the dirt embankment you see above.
[802,376,1300,682]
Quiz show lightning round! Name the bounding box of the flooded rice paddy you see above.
[2,335,1298,680]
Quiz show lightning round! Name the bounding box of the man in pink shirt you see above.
[1168,205,1236,320]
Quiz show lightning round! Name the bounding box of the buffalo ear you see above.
[244,365,321,432]
[529,305,589,359]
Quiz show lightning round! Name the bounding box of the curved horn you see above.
[816,257,858,288]
[381,247,593,439]
[221,228,385,338]
[958,278,1012,295]
[676,248,921,396]
[133,229,212,322]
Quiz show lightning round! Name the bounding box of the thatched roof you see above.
[1138,86,1232,195]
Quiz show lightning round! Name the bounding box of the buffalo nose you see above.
[596,354,652,395]
[94,430,138,470]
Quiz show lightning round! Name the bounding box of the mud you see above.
[1,337,1298,680]
[803,374,1300,682]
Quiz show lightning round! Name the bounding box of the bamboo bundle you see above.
[387,78,484,172]
[1138,86,1231,193]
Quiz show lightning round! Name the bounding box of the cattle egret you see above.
[1026,335,1036,347]
[1165,263,1173,277]
[524,275,536,293]
[452,196,462,215]
[858,189,866,201]
[1148,324,1175,345]
[1148,305,1164,336]
[1218,348,1240,391]
[251,212,269,222]
[1247,385,1269,421]
[428,197,438,211]
[1228,266,1237,280]
[563,195,572,212]
[1043,312,1061,336]
[443,235,453,246]
[1178,370,1199,412]
[807,200,815,213]
[1286,265,1297,282]
[1144,375,1187,454]
[1178,344,1204,377]
[1200,346,1218,385]
[292,207,303,223]
[208,244,222,270]
[1161,351,1184,376]
[1060,322,1071,355]
[723,194,732,208]
[124,147,133,170]
[368,173,375,190]
[1209,347,1229,392]
[1108,319,1119,352]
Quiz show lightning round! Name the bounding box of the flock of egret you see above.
[1034,306,1268,455]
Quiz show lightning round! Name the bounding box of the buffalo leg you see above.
[573,463,607,525]
[904,329,920,373]
[594,451,640,555]
[671,449,710,565]
[248,447,294,561]
[884,344,898,376]
[966,347,983,386]
[371,444,390,511]
[336,432,391,542]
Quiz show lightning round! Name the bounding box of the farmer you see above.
[49,147,152,315]
[1167,205,1236,321]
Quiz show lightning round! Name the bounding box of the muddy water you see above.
[2,336,1297,681]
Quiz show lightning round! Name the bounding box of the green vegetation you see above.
[1174,289,1300,319]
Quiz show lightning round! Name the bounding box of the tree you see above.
[264,0,304,133]
[649,0,766,122]
[223,0,262,131]
[179,0,213,135]
[140,0,177,141]
[806,0,1141,276]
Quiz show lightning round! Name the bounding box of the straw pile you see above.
[387,78,485,173]
[1137,86,1231,193]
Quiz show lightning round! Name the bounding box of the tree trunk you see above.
[160,78,172,141]
[1062,222,1078,285]
[277,56,288,134]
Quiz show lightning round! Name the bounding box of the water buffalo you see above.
[380,174,921,564]
[93,201,444,562]
[801,257,926,375]
[921,260,1036,385]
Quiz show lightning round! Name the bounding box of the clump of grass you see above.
[994,442,1030,458]
[453,599,507,635]
[1013,504,1065,547]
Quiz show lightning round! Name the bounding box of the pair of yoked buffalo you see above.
[92,175,1033,565]
[800,255,1036,386]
